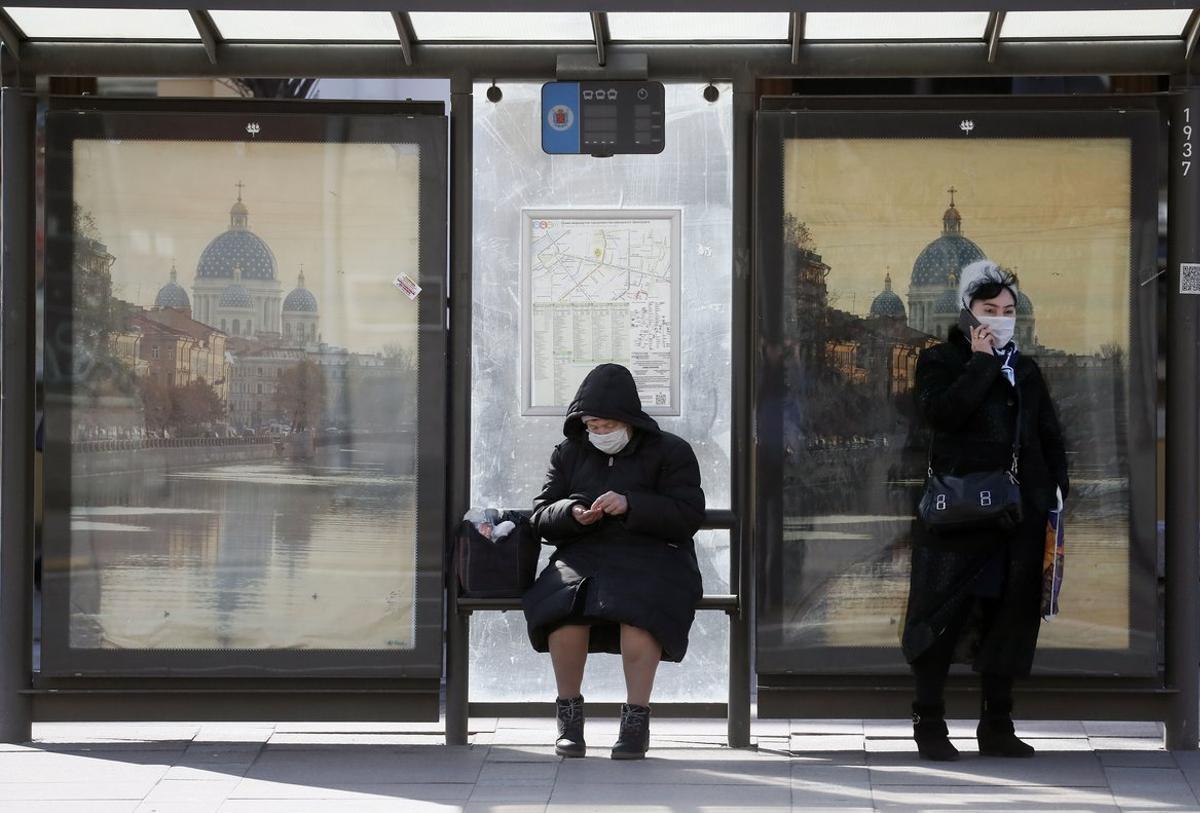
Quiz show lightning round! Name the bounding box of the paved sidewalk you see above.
[0,717,1196,812]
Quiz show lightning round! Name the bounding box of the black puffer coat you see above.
[901,327,1070,677]
[521,364,705,662]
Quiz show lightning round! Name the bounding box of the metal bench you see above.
[444,508,751,747]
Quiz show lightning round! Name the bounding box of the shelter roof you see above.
[2,4,1196,78]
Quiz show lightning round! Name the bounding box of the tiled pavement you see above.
[0,717,1197,812]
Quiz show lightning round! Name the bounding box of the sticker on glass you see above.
[393,272,422,300]
[1182,263,1200,295]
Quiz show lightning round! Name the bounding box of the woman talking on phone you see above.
[902,260,1069,762]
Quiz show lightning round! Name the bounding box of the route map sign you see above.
[521,209,681,415]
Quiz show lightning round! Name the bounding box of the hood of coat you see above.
[563,363,661,438]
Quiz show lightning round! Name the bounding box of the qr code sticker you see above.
[1183,263,1200,295]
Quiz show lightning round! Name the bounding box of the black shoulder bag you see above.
[917,386,1023,535]
[455,511,540,598]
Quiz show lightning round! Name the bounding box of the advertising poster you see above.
[756,108,1158,677]
[40,105,448,677]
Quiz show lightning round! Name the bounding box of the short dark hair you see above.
[967,268,1019,307]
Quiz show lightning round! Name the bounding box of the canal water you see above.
[63,443,418,652]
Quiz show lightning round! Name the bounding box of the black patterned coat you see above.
[521,364,705,662]
[901,327,1070,676]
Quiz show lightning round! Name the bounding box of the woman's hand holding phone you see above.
[969,324,995,354]
[959,308,995,354]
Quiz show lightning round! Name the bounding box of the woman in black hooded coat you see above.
[522,363,705,760]
[902,261,1069,762]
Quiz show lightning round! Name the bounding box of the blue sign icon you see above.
[548,105,574,131]
[541,82,580,155]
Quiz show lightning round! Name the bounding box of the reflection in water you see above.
[68,444,417,650]
[781,483,1132,652]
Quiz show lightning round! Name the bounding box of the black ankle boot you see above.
[554,695,586,758]
[611,703,650,760]
[912,702,960,761]
[977,697,1034,758]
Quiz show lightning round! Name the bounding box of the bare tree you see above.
[275,360,326,432]
[782,213,815,252]
[139,377,225,436]
[70,204,136,399]
[172,378,226,434]
[382,343,418,375]
[139,378,173,434]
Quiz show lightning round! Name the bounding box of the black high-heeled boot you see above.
[611,703,650,760]
[912,702,960,761]
[554,695,586,758]
[977,696,1035,758]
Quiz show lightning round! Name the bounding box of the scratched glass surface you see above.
[469,82,733,702]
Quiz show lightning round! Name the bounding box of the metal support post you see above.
[728,70,755,749]
[1166,83,1200,751]
[445,72,473,747]
[0,69,36,744]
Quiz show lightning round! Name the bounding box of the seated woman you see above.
[521,363,705,760]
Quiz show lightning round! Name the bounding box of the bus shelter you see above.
[0,0,1197,751]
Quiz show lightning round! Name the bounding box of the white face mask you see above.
[977,315,1016,348]
[588,427,630,455]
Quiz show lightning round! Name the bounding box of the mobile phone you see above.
[958,308,981,336]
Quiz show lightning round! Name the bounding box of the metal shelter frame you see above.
[0,0,1197,750]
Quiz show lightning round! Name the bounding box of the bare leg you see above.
[620,624,662,706]
[548,625,590,698]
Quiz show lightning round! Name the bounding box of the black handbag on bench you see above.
[917,388,1023,535]
[455,511,539,598]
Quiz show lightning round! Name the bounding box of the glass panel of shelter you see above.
[803,12,991,41]
[1000,9,1193,39]
[4,7,200,40]
[37,104,445,677]
[755,108,1159,677]
[468,81,734,702]
[604,12,789,42]
[206,10,401,42]
[407,12,595,42]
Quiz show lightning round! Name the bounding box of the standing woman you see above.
[522,363,705,760]
[902,260,1069,761]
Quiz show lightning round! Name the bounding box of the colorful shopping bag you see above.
[1041,507,1065,620]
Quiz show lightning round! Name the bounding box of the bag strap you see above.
[926,361,1023,478]
[1010,381,1022,476]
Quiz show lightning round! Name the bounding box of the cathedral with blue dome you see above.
[904,188,986,335]
[282,268,320,343]
[883,188,1036,345]
[189,185,283,338]
[153,263,190,311]
[153,184,320,345]
[868,272,905,321]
